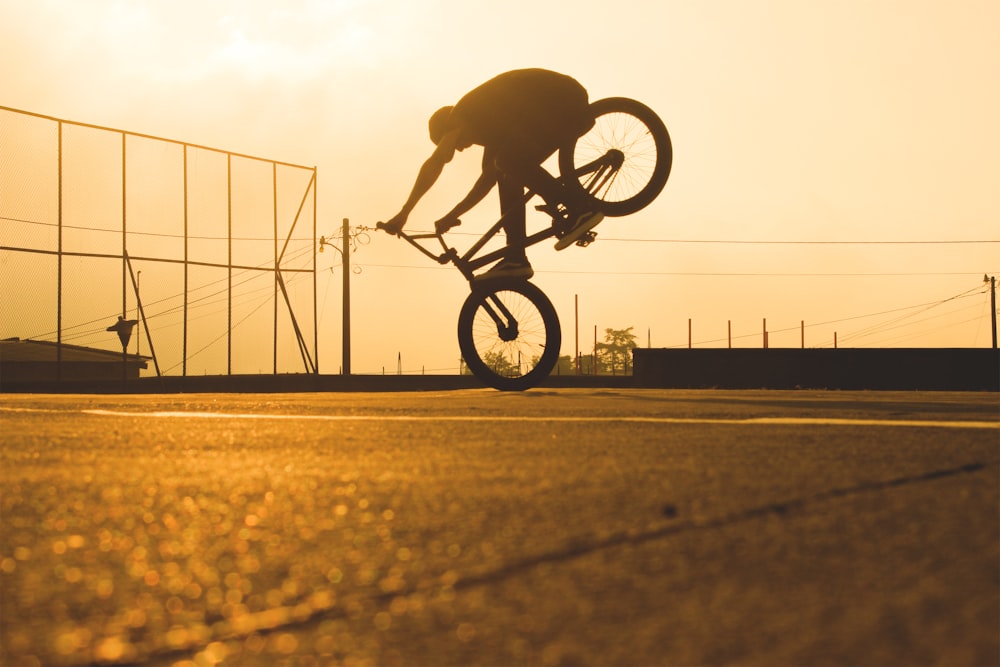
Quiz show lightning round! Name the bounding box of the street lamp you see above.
[107,316,138,385]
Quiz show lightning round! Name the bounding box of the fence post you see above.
[991,276,997,350]
[575,294,580,375]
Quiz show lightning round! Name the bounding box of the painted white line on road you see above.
[71,409,1000,430]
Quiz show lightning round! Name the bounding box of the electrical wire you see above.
[358,262,992,278]
[395,225,1000,245]
[2,215,314,243]
[667,283,990,348]
[8,215,997,246]
[23,243,316,346]
[160,276,300,374]
[835,284,987,346]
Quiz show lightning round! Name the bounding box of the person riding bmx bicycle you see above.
[381,68,604,282]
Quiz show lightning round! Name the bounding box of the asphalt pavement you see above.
[1,388,998,667]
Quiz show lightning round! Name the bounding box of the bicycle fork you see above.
[578,149,624,200]
[481,294,519,342]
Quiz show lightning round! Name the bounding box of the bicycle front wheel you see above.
[457,280,561,391]
[559,97,672,217]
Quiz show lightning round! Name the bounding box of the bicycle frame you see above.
[384,150,621,284]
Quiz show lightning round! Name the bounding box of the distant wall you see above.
[1,360,146,385]
[633,348,999,391]
[0,373,485,394]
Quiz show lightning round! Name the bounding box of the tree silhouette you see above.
[483,351,520,377]
[597,326,637,375]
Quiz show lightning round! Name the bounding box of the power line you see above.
[160,281,285,374]
[1,215,312,243]
[667,283,989,348]
[847,310,986,348]
[7,216,997,246]
[422,227,1000,245]
[47,269,313,351]
[595,238,1000,245]
[834,284,987,346]
[22,243,316,343]
[358,263,993,278]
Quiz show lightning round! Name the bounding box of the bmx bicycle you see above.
[377,97,672,391]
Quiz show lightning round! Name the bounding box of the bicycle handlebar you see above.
[376,219,462,238]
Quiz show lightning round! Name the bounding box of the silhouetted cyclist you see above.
[382,68,603,282]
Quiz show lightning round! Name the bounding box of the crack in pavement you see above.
[145,459,993,666]
[450,460,992,589]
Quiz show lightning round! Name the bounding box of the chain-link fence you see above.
[1,106,318,379]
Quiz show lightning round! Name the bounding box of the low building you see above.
[0,338,148,389]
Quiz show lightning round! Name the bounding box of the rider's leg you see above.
[497,171,528,263]
[495,144,594,219]
[503,159,566,212]
[471,172,533,282]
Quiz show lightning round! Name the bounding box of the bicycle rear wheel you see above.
[457,280,561,391]
[559,97,672,217]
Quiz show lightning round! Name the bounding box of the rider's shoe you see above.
[554,211,604,250]
[472,258,534,284]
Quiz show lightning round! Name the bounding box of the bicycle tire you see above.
[559,97,672,217]
[457,280,561,391]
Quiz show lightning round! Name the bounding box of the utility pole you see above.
[575,294,580,375]
[988,275,997,350]
[320,219,370,375]
[342,218,351,375]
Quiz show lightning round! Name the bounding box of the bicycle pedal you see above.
[575,231,598,247]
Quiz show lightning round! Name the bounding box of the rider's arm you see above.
[440,152,498,222]
[388,131,460,224]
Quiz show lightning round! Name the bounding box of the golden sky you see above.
[2,0,998,374]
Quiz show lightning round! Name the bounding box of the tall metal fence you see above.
[0,106,318,378]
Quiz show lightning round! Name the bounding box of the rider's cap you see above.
[429,106,455,145]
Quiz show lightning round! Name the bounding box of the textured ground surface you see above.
[1,389,997,666]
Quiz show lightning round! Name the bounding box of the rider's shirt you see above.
[451,69,592,162]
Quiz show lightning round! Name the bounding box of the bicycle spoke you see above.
[560,98,670,217]
[459,281,560,391]
[470,290,548,378]
[577,112,659,204]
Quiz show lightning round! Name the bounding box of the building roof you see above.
[0,338,148,365]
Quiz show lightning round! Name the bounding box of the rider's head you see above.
[428,106,455,145]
